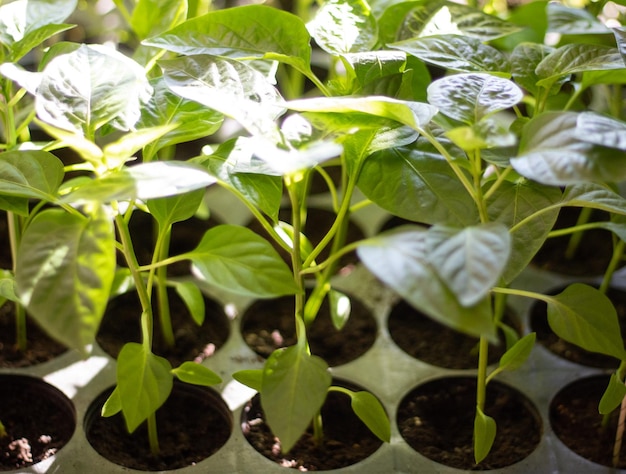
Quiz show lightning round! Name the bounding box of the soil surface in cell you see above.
[0,376,75,471]
[397,377,542,470]
[551,375,626,468]
[241,292,377,367]
[97,288,230,367]
[241,381,383,471]
[86,383,231,471]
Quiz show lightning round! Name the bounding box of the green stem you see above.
[147,413,160,456]
[548,221,608,239]
[154,226,175,348]
[600,239,626,295]
[564,207,592,260]
[286,177,306,332]
[7,212,27,350]
[476,336,490,413]
[312,411,324,446]
[1,79,17,147]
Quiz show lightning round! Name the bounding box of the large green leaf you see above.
[427,73,522,125]
[0,0,77,61]
[358,146,478,226]
[546,3,611,35]
[130,0,187,40]
[116,343,173,433]
[576,112,626,151]
[186,224,299,297]
[137,77,224,159]
[287,95,437,132]
[195,139,282,222]
[487,180,561,283]
[396,0,520,41]
[15,207,115,355]
[62,161,216,204]
[390,34,509,74]
[261,342,331,453]
[561,183,626,215]
[536,43,625,89]
[426,223,510,307]
[144,5,313,77]
[0,150,64,201]
[160,54,283,142]
[511,112,626,185]
[35,44,152,135]
[357,226,497,341]
[308,0,377,55]
[546,284,626,361]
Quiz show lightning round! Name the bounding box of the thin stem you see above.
[482,166,514,202]
[476,336,490,413]
[600,239,626,295]
[7,212,27,350]
[548,221,607,239]
[147,413,160,456]
[564,207,592,260]
[312,411,324,446]
[286,178,306,329]
[154,225,175,348]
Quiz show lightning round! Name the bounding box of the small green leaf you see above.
[0,150,64,201]
[599,373,626,415]
[101,387,122,417]
[173,281,205,326]
[547,284,626,361]
[474,406,496,464]
[187,225,299,297]
[261,344,331,453]
[498,332,536,372]
[102,125,177,168]
[232,369,264,392]
[328,289,351,330]
[349,390,390,443]
[171,361,222,386]
[148,188,205,229]
[116,342,173,433]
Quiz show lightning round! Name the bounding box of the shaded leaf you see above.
[547,3,611,35]
[599,373,626,415]
[173,281,205,326]
[349,390,390,442]
[474,406,496,464]
[0,150,64,201]
[498,332,535,372]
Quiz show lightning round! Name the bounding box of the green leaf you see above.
[343,50,407,89]
[137,77,224,158]
[173,281,205,326]
[15,207,115,356]
[195,139,282,222]
[0,272,16,303]
[426,223,510,306]
[547,3,611,35]
[131,0,187,40]
[144,5,313,77]
[102,125,177,168]
[487,180,561,283]
[498,332,536,372]
[576,112,626,151]
[474,406,496,464]
[147,188,205,228]
[510,43,564,97]
[511,112,626,185]
[328,289,351,331]
[390,34,509,74]
[36,44,152,135]
[561,183,626,216]
[101,387,122,417]
[261,343,332,453]
[0,0,77,61]
[0,150,64,201]
[308,0,377,55]
[0,195,28,216]
[287,95,437,131]
[171,361,222,386]
[358,146,479,226]
[160,54,283,142]
[116,342,173,433]
[615,27,626,64]
[62,161,216,204]
[187,224,299,297]
[349,390,390,442]
[232,369,263,392]
[536,44,625,88]
[546,283,626,361]
[396,0,521,41]
[599,373,626,415]
[427,73,522,125]
[357,226,497,341]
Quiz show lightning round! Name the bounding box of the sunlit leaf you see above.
[171,361,222,386]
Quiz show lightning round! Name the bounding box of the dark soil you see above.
[247,207,365,275]
[0,302,68,368]
[241,292,377,366]
[241,380,383,470]
[96,288,230,367]
[0,375,76,471]
[120,210,220,277]
[85,383,232,471]
[530,286,626,368]
[532,207,617,276]
[387,299,518,369]
[550,374,626,468]
[397,377,542,470]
